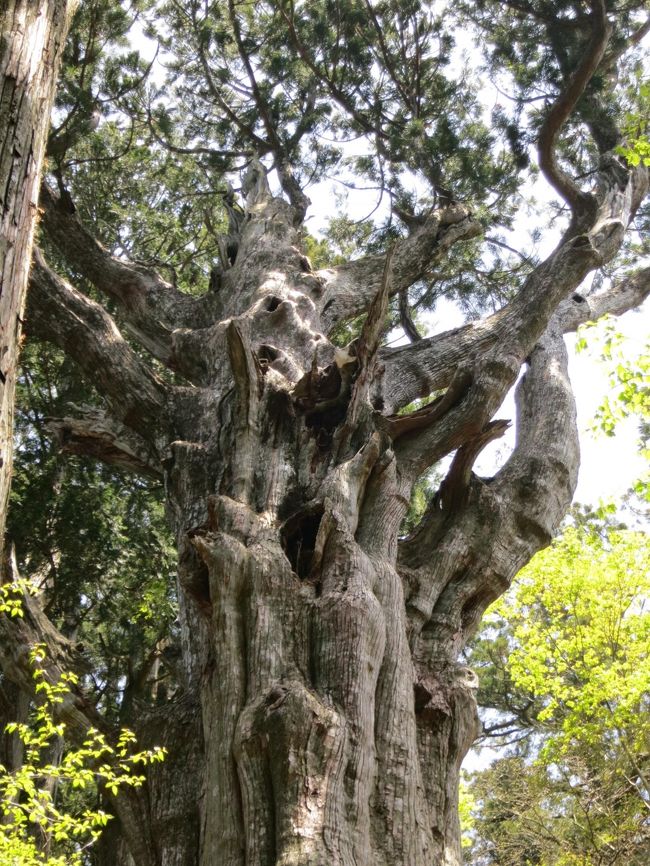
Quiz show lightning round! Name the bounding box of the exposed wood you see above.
[45,410,162,478]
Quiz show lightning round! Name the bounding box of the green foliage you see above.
[465,523,650,865]
[301,233,344,269]
[52,0,156,150]
[401,473,436,535]
[0,578,35,620]
[498,527,649,756]
[461,0,648,166]
[61,122,227,294]
[616,79,650,167]
[458,779,476,851]
[0,592,165,866]
[10,341,178,723]
[576,317,649,502]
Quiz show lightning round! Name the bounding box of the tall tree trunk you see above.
[163,198,570,866]
[0,0,78,549]
[0,4,648,864]
[19,146,648,864]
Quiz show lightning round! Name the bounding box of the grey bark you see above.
[0,0,78,549]
[12,141,647,866]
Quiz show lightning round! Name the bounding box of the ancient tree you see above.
[1,1,650,865]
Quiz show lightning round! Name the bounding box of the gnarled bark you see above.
[19,138,649,865]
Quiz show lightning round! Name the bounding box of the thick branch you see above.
[397,248,650,654]
[393,349,520,480]
[493,328,579,544]
[276,161,311,224]
[381,158,648,413]
[46,409,163,478]
[398,325,579,658]
[558,266,650,332]
[537,1,611,213]
[317,204,482,331]
[39,183,217,361]
[27,249,169,444]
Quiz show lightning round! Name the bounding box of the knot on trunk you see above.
[414,664,479,727]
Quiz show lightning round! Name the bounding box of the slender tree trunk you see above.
[0,0,78,549]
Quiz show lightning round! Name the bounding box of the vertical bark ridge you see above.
[0,0,78,547]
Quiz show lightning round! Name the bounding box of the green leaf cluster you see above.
[465,522,650,865]
[576,317,650,503]
[10,341,178,723]
[0,624,165,866]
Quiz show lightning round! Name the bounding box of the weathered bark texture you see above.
[1,9,649,866]
[0,0,78,548]
[14,141,648,866]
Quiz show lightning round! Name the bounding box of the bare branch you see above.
[46,409,162,478]
[393,348,519,480]
[493,329,579,543]
[398,288,423,343]
[398,259,648,643]
[27,249,169,444]
[537,1,611,213]
[38,183,217,365]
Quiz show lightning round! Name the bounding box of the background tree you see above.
[1,1,649,865]
[465,521,650,866]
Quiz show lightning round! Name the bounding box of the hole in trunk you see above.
[305,403,347,434]
[265,295,282,312]
[280,506,324,580]
[179,536,212,615]
[257,344,280,367]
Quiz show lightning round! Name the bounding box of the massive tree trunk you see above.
[18,143,648,866]
[0,0,78,548]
